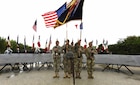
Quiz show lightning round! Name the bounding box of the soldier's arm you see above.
[85,48,90,58]
[93,49,98,54]
[80,46,85,54]
[52,47,55,55]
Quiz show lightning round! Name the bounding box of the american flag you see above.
[42,11,58,28]
[33,20,37,32]
[42,2,66,28]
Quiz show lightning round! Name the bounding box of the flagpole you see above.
[66,23,68,40]
[48,35,52,51]
[66,29,68,40]
[80,29,82,40]
[80,21,83,40]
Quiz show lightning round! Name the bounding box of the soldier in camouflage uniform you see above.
[74,40,84,79]
[62,39,73,78]
[52,40,61,78]
[85,41,97,79]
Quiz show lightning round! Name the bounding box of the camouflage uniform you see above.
[62,40,73,78]
[52,41,61,78]
[85,42,97,79]
[74,40,83,79]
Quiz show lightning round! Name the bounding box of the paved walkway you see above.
[0,64,140,85]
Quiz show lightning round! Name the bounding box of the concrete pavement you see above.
[0,64,140,85]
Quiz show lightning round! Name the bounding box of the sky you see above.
[0,0,140,49]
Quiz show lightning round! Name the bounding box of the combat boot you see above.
[56,72,59,78]
[88,72,92,79]
[67,73,71,78]
[75,72,79,78]
[90,76,94,79]
[91,71,94,79]
[53,72,57,78]
[63,72,68,78]
[78,73,81,79]
[88,74,94,79]
[88,76,90,79]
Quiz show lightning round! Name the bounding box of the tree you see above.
[0,36,33,53]
[108,36,140,54]
[0,37,6,53]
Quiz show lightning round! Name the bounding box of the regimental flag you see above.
[37,35,41,48]
[68,0,84,21]
[33,20,37,32]
[80,22,83,30]
[57,2,67,17]
[47,35,52,51]
[54,0,84,28]
[7,36,11,47]
[42,2,67,28]
[32,35,35,49]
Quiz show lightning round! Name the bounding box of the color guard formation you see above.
[52,39,97,79]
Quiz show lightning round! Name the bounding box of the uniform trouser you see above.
[53,57,61,72]
[63,58,72,74]
[74,58,82,73]
[86,59,95,77]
